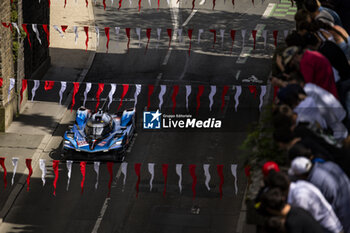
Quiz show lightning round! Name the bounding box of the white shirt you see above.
[294,96,328,129]
[304,83,348,140]
[288,180,343,233]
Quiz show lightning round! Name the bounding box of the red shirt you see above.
[300,50,339,99]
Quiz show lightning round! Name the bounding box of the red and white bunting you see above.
[53,160,59,196]
[208,85,216,111]
[177,28,183,43]
[11,157,18,186]
[66,160,73,191]
[203,164,211,191]
[8,78,15,101]
[147,84,154,111]
[133,84,142,108]
[74,26,78,44]
[25,159,33,191]
[231,164,238,195]
[108,83,117,109]
[94,161,100,190]
[20,79,28,104]
[121,162,128,188]
[83,82,92,107]
[32,24,42,45]
[209,29,216,48]
[59,81,67,105]
[148,163,155,191]
[172,85,179,113]
[39,159,46,186]
[230,30,236,54]
[241,29,246,48]
[221,85,229,112]
[156,28,161,49]
[197,29,204,44]
[176,164,183,193]
[259,85,267,112]
[0,157,7,189]
[95,26,100,48]
[185,85,191,111]
[196,85,204,114]
[234,85,242,112]
[135,28,141,47]
[158,85,166,110]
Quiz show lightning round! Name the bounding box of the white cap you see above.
[288,157,312,176]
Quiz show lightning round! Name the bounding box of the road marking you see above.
[182,10,198,27]
[92,164,123,233]
[235,70,241,80]
[261,3,275,19]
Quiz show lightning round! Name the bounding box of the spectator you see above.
[266,172,343,233]
[282,46,339,99]
[303,0,343,27]
[261,187,325,233]
[289,157,350,232]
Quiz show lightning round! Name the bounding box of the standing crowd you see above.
[255,0,350,232]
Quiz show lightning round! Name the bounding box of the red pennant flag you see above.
[157,0,160,10]
[189,164,197,200]
[167,29,172,49]
[53,160,59,196]
[138,0,142,11]
[107,162,114,197]
[252,0,254,5]
[232,0,234,6]
[105,27,110,52]
[0,77,3,88]
[84,27,89,51]
[147,84,154,111]
[42,24,50,47]
[20,79,28,104]
[126,28,131,53]
[118,84,129,111]
[212,0,215,10]
[188,29,193,56]
[85,0,88,7]
[209,29,216,48]
[22,24,31,48]
[273,86,279,102]
[135,163,141,198]
[273,30,278,47]
[25,159,32,192]
[71,82,80,112]
[248,85,257,98]
[118,0,123,9]
[61,25,68,33]
[217,165,224,199]
[230,30,236,54]
[145,28,151,54]
[2,22,13,32]
[171,85,179,114]
[103,0,106,10]
[220,85,229,112]
[162,164,168,197]
[96,83,105,112]
[48,0,51,7]
[192,0,195,10]
[252,30,257,49]
[0,157,7,189]
[80,161,86,194]
[44,80,55,91]
[64,0,67,8]
[196,85,204,114]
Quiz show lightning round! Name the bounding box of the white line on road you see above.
[182,10,198,27]
[262,3,276,19]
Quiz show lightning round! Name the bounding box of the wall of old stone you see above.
[0,0,16,132]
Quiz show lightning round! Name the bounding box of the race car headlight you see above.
[115,141,122,145]
[66,132,74,139]
[64,140,72,145]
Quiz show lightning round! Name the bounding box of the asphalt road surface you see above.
[0,0,294,232]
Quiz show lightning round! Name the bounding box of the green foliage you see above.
[240,104,287,167]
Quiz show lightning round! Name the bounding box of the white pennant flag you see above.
[74,26,78,44]
[32,24,42,44]
[121,162,128,188]
[39,159,47,186]
[8,78,15,101]
[94,161,100,189]
[208,85,216,111]
[176,164,183,193]
[95,26,100,48]
[111,0,114,5]
[220,29,225,48]
[108,84,117,109]
[199,0,205,5]
[185,85,191,111]
[231,164,238,195]
[284,30,289,40]
[197,29,204,44]
[158,85,167,110]
[262,30,267,49]
[134,84,141,108]
[203,164,211,191]
[156,28,162,49]
[177,28,183,43]
[129,0,132,6]
[135,28,141,47]
[259,85,267,112]
[115,27,120,49]
[12,23,20,35]
[241,29,246,48]
[11,157,19,186]
[53,25,65,38]
[59,81,67,105]
[148,0,151,6]
[148,163,155,191]
[234,85,242,112]
[83,83,92,107]
[66,160,73,191]
[167,0,170,5]
[31,80,40,101]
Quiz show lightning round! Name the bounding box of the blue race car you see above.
[61,106,136,161]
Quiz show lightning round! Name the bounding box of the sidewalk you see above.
[0,0,96,222]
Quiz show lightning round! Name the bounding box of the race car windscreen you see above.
[85,122,112,139]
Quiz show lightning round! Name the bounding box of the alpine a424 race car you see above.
[61,107,136,161]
